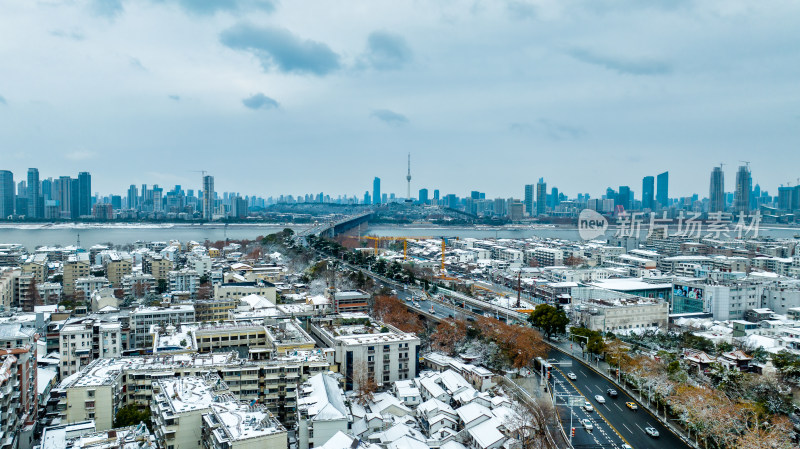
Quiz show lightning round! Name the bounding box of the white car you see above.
[582,419,593,431]
[594,395,605,404]
[567,372,577,380]
[645,427,660,438]
[582,401,594,412]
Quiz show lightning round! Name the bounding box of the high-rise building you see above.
[735,165,752,214]
[373,177,381,205]
[618,186,631,210]
[642,176,655,210]
[77,172,91,217]
[418,188,429,205]
[127,185,138,209]
[550,187,560,208]
[27,168,41,219]
[656,171,668,208]
[778,186,793,211]
[0,170,13,219]
[536,178,547,216]
[202,175,214,220]
[524,184,534,216]
[433,190,439,201]
[709,166,725,213]
[54,176,73,219]
[153,187,164,213]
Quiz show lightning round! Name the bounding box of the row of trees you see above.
[602,338,796,448]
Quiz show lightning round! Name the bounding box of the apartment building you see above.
[74,276,111,302]
[296,373,351,449]
[309,315,420,390]
[121,272,157,298]
[201,399,287,449]
[21,254,47,284]
[168,268,200,296]
[101,251,132,288]
[214,281,276,302]
[58,317,122,378]
[143,255,173,281]
[0,267,20,311]
[54,350,334,431]
[129,305,195,349]
[193,298,238,322]
[0,323,39,449]
[63,253,90,297]
[151,375,230,449]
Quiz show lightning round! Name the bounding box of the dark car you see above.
[607,389,618,397]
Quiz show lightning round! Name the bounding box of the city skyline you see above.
[1,1,798,197]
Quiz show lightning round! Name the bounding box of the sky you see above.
[0,0,798,200]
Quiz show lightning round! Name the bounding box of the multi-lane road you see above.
[547,348,691,449]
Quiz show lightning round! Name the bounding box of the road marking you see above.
[622,424,633,434]
[635,423,644,433]
[614,403,623,411]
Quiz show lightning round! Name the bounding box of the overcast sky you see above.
[1,0,798,200]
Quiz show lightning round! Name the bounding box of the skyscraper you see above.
[536,178,547,216]
[656,171,668,209]
[54,176,73,219]
[127,185,138,209]
[618,186,631,210]
[524,184,534,216]
[373,177,381,205]
[735,165,752,214]
[642,176,655,210]
[418,188,429,205]
[0,170,13,219]
[77,172,92,217]
[202,175,214,220]
[709,166,725,213]
[550,187,560,208]
[27,168,41,219]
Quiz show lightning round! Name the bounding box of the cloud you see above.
[65,150,95,161]
[50,29,85,41]
[168,95,181,101]
[0,95,6,105]
[371,109,408,126]
[220,23,340,76]
[510,119,586,140]
[90,0,123,18]
[566,47,672,75]
[361,31,412,70]
[506,1,537,20]
[174,0,276,15]
[242,93,279,110]
[130,57,147,71]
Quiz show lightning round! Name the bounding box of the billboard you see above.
[673,285,703,300]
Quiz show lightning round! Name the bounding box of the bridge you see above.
[297,211,374,238]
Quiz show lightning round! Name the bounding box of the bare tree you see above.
[503,395,558,449]
[352,361,377,405]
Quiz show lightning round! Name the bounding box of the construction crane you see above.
[740,160,750,168]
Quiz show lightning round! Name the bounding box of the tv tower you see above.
[405,153,412,202]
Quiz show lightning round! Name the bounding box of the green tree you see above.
[113,404,152,429]
[156,279,168,294]
[528,304,569,338]
[570,327,605,355]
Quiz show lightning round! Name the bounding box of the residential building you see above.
[642,176,654,210]
[0,170,13,219]
[0,323,38,449]
[168,268,200,296]
[330,290,371,314]
[656,171,668,209]
[63,253,91,297]
[129,305,195,349]
[143,255,173,281]
[296,373,351,449]
[39,422,157,449]
[214,281,276,302]
[536,178,546,216]
[58,317,122,378]
[710,166,725,212]
[309,315,420,390]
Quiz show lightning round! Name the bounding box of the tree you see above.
[156,279,167,294]
[371,295,423,334]
[528,304,569,338]
[570,327,605,354]
[196,282,212,300]
[503,396,557,449]
[352,361,378,405]
[430,318,468,356]
[113,404,152,429]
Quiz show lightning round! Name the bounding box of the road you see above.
[548,348,691,449]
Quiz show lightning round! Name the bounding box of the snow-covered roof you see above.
[298,374,349,422]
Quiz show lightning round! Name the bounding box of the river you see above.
[1,223,799,251]
[0,223,308,250]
